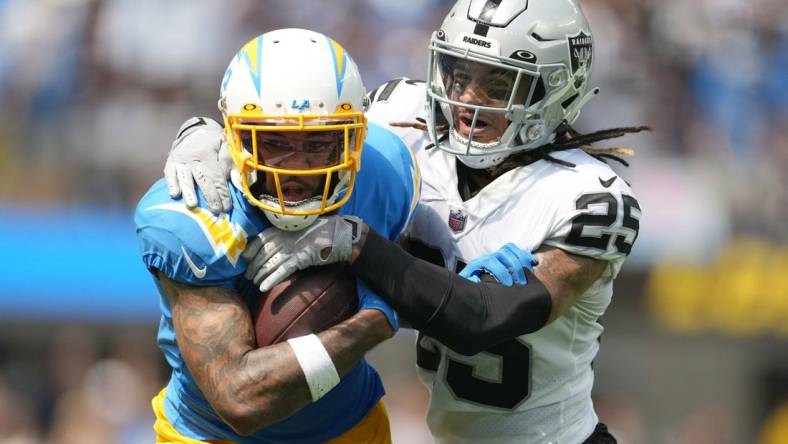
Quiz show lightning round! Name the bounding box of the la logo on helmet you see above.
[291,99,310,110]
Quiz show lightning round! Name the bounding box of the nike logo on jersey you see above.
[599,176,617,188]
[181,246,207,279]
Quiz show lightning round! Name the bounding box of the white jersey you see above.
[368,79,641,444]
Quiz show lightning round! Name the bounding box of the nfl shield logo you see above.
[448,209,467,233]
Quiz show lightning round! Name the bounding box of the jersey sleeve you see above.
[541,156,642,278]
[134,180,249,286]
[366,78,434,157]
[350,122,420,241]
[366,78,427,122]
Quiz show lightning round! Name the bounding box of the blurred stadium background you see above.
[1,0,787,442]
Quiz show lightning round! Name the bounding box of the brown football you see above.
[251,263,358,347]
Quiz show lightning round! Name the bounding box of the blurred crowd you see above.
[1,0,787,443]
[0,325,163,444]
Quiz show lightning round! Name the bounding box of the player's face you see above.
[444,59,531,144]
[242,130,342,202]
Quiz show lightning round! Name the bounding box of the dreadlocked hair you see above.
[388,117,450,149]
[491,122,650,175]
[387,118,650,175]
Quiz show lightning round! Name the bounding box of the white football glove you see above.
[243,216,364,292]
[164,117,233,213]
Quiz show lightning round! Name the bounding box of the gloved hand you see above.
[357,280,399,335]
[459,243,538,286]
[164,117,233,213]
[242,215,364,292]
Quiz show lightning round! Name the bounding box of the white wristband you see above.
[287,334,340,402]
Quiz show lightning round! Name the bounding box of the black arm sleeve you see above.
[350,229,552,356]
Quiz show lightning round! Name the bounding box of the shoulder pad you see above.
[348,123,420,240]
[135,180,256,285]
[538,151,641,274]
[367,78,428,123]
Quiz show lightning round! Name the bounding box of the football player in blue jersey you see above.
[135,28,420,443]
[162,2,646,443]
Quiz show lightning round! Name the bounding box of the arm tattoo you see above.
[533,246,607,322]
[157,275,391,434]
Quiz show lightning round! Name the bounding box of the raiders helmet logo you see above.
[568,31,593,74]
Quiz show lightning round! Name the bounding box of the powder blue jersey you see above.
[135,122,419,443]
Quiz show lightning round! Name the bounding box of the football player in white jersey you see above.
[163,1,646,442]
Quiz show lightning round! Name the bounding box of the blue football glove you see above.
[459,243,538,286]
[357,280,399,335]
